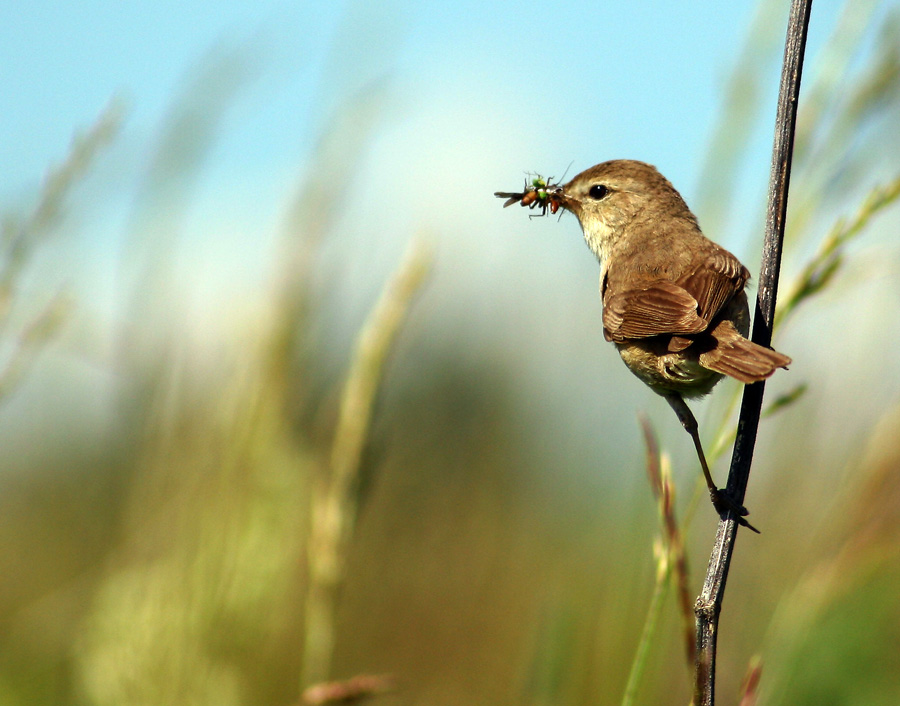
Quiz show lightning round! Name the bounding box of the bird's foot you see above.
[710,488,760,534]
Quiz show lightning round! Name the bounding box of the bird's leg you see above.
[664,393,760,533]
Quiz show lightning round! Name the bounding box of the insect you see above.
[494,174,563,217]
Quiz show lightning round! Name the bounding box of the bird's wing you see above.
[602,282,707,342]
[677,250,749,325]
[602,250,749,343]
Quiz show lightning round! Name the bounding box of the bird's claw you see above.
[710,488,760,533]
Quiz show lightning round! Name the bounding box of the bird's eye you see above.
[589,184,609,200]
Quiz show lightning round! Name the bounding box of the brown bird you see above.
[554,160,791,528]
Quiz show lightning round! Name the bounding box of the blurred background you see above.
[1,0,900,704]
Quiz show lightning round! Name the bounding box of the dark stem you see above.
[693,1,813,704]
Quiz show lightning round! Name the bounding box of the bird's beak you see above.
[553,187,580,217]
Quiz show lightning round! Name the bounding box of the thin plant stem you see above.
[620,567,669,706]
[302,238,432,689]
[622,421,694,706]
[693,1,812,704]
[776,174,900,329]
[0,101,121,401]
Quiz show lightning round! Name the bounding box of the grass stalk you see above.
[302,238,432,688]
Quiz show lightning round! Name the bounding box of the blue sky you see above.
[1,0,849,200]
[0,0,867,379]
[0,0,876,373]
[0,0,874,335]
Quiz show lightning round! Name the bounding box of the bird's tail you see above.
[699,320,791,384]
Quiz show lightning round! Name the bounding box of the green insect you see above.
[494,173,562,217]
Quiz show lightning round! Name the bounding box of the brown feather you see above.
[677,253,749,324]
[667,336,694,352]
[603,282,707,341]
[601,246,749,345]
[699,320,792,384]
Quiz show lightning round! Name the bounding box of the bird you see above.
[553,160,791,528]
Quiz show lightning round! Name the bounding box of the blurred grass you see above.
[303,238,432,688]
[0,100,122,402]
[621,422,692,706]
[0,2,899,706]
